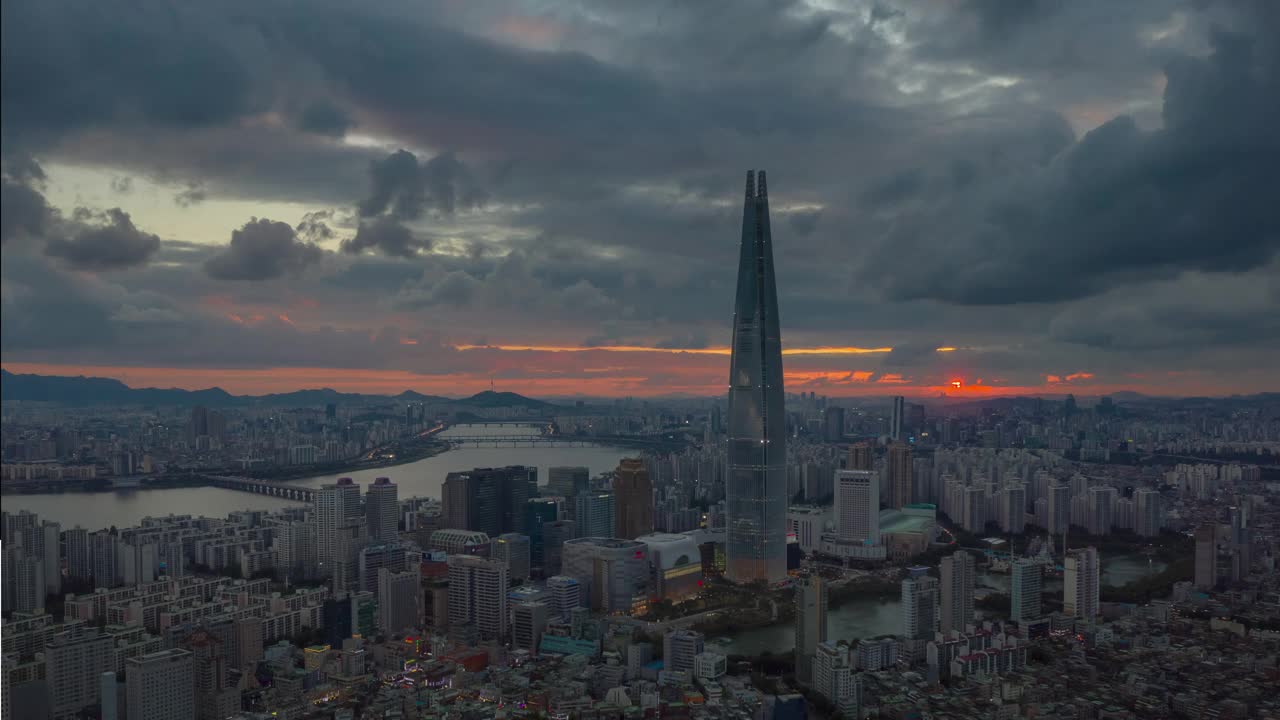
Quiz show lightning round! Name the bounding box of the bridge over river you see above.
[203,475,316,502]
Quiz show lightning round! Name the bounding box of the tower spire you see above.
[745,170,756,199]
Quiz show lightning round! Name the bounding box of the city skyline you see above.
[3,2,1278,400]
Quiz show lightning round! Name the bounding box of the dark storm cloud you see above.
[296,100,354,137]
[341,217,429,258]
[173,182,208,207]
[204,218,324,281]
[1,177,52,243]
[44,208,161,271]
[358,150,486,220]
[864,20,1280,306]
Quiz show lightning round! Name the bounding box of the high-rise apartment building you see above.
[814,641,861,718]
[1133,489,1162,538]
[315,477,362,578]
[613,458,654,539]
[2,547,45,614]
[846,443,873,471]
[181,631,239,720]
[940,551,975,635]
[447,554,509,641]
[1064,547,1100,619]
[726,169,788,584]
[1001,485,1027,534]
[1047,484,1071,536]
[1086,486,1117,536]
[794,573,828,684]
[888,443,913,509]
[64,526,92,582]
[1194,523,1217,589]
[365,477,399,543]
[834,470,879,544]
[46,628,116,719]
[901,570,938,640]
[126,649,194,720]
[1010,558,1042,623]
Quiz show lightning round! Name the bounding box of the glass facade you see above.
[726,170,788,583]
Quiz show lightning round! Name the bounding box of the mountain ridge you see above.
[0,369,556,409]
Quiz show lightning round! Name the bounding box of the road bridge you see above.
[204,475,315,502]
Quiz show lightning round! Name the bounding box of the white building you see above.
[814,641,860,718]
[636,532,702,603]
[315,478,362,577]
[694,651,727,681]
[786,506,831,553]
[663,630,704,674]
[45,628,115,719]
[126,649,193,720]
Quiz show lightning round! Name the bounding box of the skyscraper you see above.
[1133,489,1162,537]
[442,466,533,536]
[574,492,616,538]
[940,551,975,635]
[890,396,905,441]
[613,458,654,539]
[447,554,509,642]
[794,573,828,684]
[726,169,788,584]
[1064,547,1100,619]
[1010,558,1042,623]
[365,476,399,543]
[888,443,913,509]
[548,466,590,499]
[377,568,423,635]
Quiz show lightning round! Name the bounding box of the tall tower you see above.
[794,573,828,684]
[940,551,975,635]
[888,443,913,509]
[365,476,399,544]
[1063,546,1100,619]
[726,169,788,584]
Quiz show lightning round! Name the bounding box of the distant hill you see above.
[0,369,556,409]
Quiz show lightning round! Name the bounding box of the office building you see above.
[940,551,975,635]
[428,529,490,556]
[447,554,508,642]
[726,169,788,584]
[1010,558,1042,623]
[442,466,534,537]
[613,458,654,539]
[377,568,422,635]
[1064,547,1100,619]
[834,470,879,544]
[794,573,828,684]
[512,601,549,655]
[525,497,561,571]
[492,533,532,583]
[574,492,616,538]
[548,466,590,499]
[541,520,576,576]
[888,443,913,509]
[358,543,412,594]
[546,575,582,621]
[664,629,705,674]
[365,476,399,543]
[126,649,193,720]
[562,537,649,615]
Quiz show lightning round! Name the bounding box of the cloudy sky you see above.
[2,0,1277,398]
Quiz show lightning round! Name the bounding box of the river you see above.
[3,424,634,531]
[716,554,1168,655]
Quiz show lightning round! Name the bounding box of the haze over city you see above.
[3,1,1277,398]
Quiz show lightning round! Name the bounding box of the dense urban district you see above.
[2,174,1279,720]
